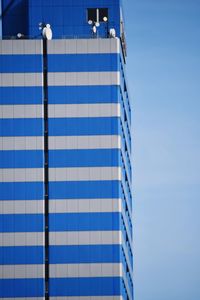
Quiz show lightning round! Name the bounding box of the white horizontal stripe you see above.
[50,263,122,278]
[48,103,120,118]
[0,38,119,55]
[50,231,122,246]
[0,72,120,87]
[0,231,121,247]
[50,297,123,300]
[48,72,120,86]
[49,198,121,213]
[0,136,43,150]
[0,105,43,119]
[0,103,120,119]
[0,73,42,87]
[0,200,43,214]
[0,168,43,182]
[49,167,121,181]
[47,38,120,54]
[0,198,121,214]
[48,135,121,150]
[0,264,129,282]
[0,232,44,246]
[0,40,42,55]
[0,264,44,279]
[0,167,121,182]
[0,135,120,150]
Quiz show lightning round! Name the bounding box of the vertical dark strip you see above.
[42,37,49,300]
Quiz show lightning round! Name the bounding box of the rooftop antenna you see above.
[109,28,116,38]
[88,15,108,38]
[39,23,53,40]
[17,33,25,39]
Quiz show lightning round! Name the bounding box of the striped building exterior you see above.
[0,1,133,299]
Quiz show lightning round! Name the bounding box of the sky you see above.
[124,0,200,299]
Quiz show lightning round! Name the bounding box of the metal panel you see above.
[0,232,43,246]
[48,135,121,150]
[0,105,43,118]
[47,39,120,54]
[49,231,122,246]
[0,40,42,55]
[0,200,43,214]
[0,104,120,119]
[0,73,42,87]
[48,103,120,118]
[0,264,44,279]
[49,263,122,278]
[48,72,120,86]
[0,231,121,248]
[0,168,43,182]
[0,135,120,150]
[0,137,43,150]
[0,167,120,182]
[49,198,121,213]
[49,167,121,181]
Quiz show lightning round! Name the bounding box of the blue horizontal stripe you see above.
[49,277,121,296]
[49,212,120,231]
[0,181,119,200]
[49,245,120,264]
[0,245,120,265]
[48,85,119,104]
[49,180,120,199]
[0,86,118,105]
[0,87,43,104]
[0,55,42,73]
[49,117,119,136]
[49,149,119,167]
[0,213,120,232]
[0,53,118,73]
[0,246,43,264]
[0,279,44,297]
[7,153,126,180]
[0,214,43,232]
[0,182,43,200]
[48,54,119,72]
[0,150,43,168]
[0,117,118,136]
[0,119,43,136]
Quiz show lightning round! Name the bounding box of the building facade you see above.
[0,1,133,299]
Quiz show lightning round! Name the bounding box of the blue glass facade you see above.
[0,1,132,299]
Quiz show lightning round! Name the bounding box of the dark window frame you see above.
[87,8,108,23]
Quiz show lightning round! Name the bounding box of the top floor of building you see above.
[0,1,126,46]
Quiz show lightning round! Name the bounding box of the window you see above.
[87,8,96,22]
[99,8,108,22]
[87,8,108,23]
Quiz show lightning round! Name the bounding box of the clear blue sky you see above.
[124,0,200,299]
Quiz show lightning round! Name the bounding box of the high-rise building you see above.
[0,1,133,299]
